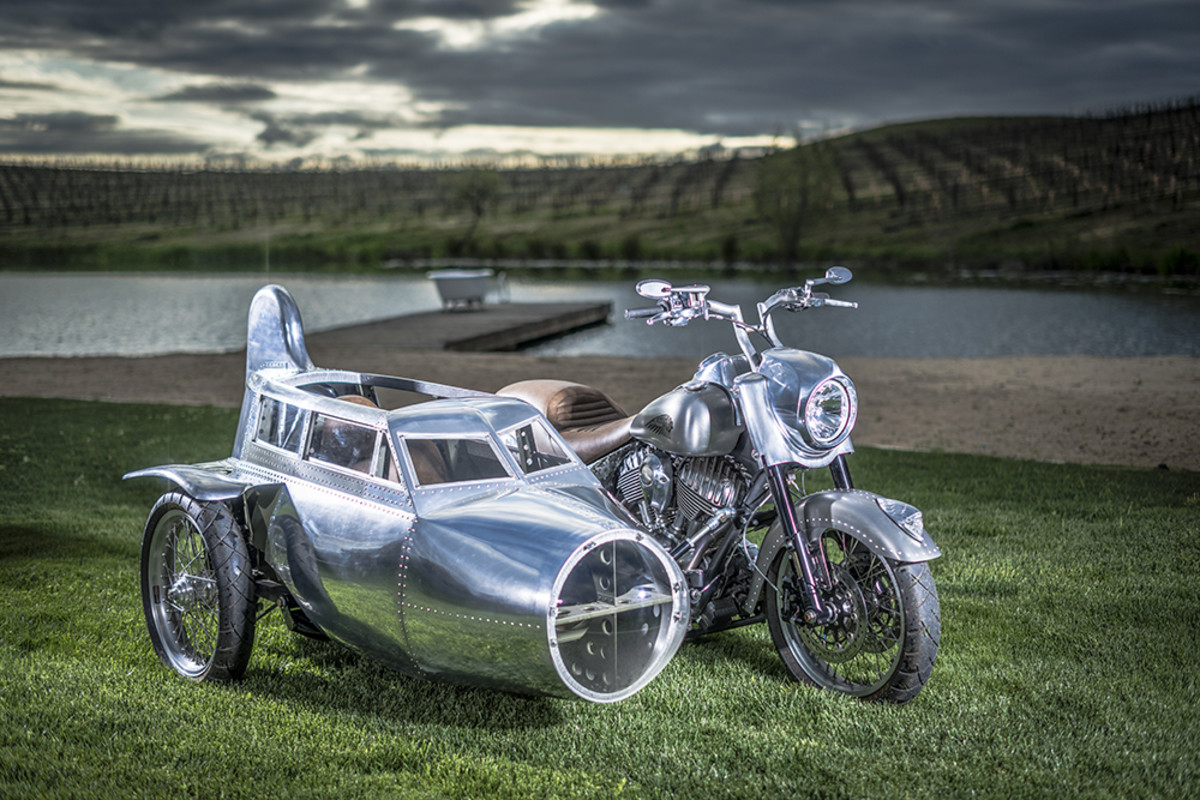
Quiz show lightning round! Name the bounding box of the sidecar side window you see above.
[374,439,400,482]
[499,421,573,474]
[403,437,510,486]
[256,396,305,452]
[307,413,378,474]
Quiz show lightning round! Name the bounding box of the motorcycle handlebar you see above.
[625,307,662,320]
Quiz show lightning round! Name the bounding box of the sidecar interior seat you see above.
[404,439,452,485]
[497,380,632,464]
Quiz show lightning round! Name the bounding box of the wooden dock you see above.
[307,302,612,352]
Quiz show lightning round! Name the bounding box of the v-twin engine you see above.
[676,457,744,521]
[613,445,747,541]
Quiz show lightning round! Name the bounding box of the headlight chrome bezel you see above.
[800,376,858,449]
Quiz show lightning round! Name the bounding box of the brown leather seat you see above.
[497,379,633,464]
[405,439,451,485]
[337,394,379,410]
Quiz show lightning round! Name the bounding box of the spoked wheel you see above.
[765,529,940,703]
[140,491,256,681]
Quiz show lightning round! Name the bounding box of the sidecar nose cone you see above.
[550,532,689,702]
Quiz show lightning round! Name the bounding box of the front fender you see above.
[744,489,941,613]
[123,460,250,503]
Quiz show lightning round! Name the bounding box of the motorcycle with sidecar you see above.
[127,271,940,703]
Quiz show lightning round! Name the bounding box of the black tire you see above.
[764,530,939,704]
[140,491,256,681]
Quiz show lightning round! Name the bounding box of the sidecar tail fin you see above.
[246,284,315,376]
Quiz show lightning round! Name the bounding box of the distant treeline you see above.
[1,97,1197,276]
[0,151,756,230]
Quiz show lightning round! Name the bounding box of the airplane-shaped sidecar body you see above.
[126,285,689,703]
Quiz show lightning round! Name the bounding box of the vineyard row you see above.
[1,100,1197,232]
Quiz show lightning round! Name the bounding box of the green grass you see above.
[1,397,1198,798]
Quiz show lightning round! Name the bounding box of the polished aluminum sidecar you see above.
[126,285,689,702]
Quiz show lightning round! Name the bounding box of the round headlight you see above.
[802,377,857,447]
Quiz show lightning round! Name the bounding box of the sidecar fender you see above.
[123,461,251,503]
[745,489,941,613]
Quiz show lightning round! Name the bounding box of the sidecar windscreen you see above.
[498,420,573,474]
[404,437,511,486]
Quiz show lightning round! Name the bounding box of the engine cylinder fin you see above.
[615,451,645,509]
[677,457,744,522]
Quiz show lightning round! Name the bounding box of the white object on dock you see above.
[427,269,494,311]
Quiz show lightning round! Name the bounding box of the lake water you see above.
[1,272,1198,360]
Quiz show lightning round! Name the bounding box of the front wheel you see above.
[140,491,256,681]
[765,530,940,703]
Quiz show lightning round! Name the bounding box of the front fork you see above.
[765,456,853,626]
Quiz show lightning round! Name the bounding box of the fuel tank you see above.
[631,382,743,457]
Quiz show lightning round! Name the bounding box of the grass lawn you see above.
[1,397,1197,798]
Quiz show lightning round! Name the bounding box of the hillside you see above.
[1,99,1197,279]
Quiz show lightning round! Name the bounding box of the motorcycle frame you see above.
[677,455,854,634]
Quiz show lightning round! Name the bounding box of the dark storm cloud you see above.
[247,109,403,147]
[0,111,208,154]
[0,78,60,91]
[254,117,319,148]
[1,111,119,133]
[0,0,333,40]
[0,0,1196,156]
[78,21,434,80]
[155,83,278,103]
[0,0,432,83]
[369,0,524,18]
[391,0,1200,135]
[277,110,400,129]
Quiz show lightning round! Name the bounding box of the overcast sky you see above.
[0,0,1196,164]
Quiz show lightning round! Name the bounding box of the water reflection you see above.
[0,273,439,357]
[1,272,1197,359]
[522,279,1200,359]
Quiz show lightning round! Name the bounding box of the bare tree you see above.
[446,167,504,247]
[754,139,838,266]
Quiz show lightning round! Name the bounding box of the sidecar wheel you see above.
[140,491,256,681]
[765,531,939,704]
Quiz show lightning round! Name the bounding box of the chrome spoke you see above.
[778,535,905,696]
[148,506,220,676]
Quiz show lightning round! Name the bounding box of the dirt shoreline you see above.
[2,350,1197,472]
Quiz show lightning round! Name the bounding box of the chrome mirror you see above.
[823,266,853,285]
[636,279,673,299]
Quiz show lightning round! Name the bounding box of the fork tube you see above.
[766,465,828,624]
[829,455,854,490]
